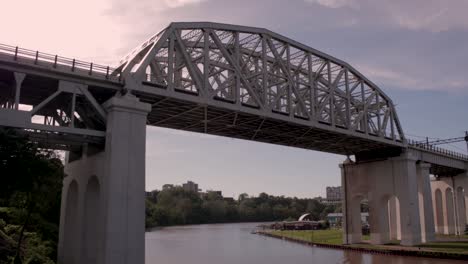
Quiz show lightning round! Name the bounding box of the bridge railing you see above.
[0,43,122,82]
[408,139,468,160]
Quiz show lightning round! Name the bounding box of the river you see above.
[145,222,463,264]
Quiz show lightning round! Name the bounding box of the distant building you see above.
[182,181,199,193]
[145,190,158,202]
[327,212,369,226]
[162,184,174,190]
[322,199,341,205]
[326,186,342,201]
[199,190,223,199]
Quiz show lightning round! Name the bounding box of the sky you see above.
[2,0,468,198]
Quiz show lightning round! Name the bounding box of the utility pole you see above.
[465,131,468,154]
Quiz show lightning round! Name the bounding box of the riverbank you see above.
[256,230,468,261]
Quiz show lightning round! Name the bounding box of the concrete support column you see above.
[393,154,422,246]
[101,93,150,264]
[58,93,150,264]
[417,163,435,242]
[456,186,466,234]
[340,161,363,244]
[369,194,390,245]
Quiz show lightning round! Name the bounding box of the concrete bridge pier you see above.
[431,172,468,236]
[58,93,151,264]
[340,158,364,244]
[417,163,436,242]
[341,153,426,246]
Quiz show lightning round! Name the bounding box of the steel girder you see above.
[117,22,405,151]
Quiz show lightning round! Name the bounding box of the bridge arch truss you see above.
[117,22,405,154]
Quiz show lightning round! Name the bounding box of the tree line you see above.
[145,187,341,228]
[0,130,63,264]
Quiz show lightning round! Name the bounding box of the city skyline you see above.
[150,179,341,199]
[3,0,468,198]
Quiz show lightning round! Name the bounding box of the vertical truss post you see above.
[203,30,210,96]
[70,91,76,128]
[168,33,175,92]
[308,53,316,121]
[327,61,335,126]
[465,131,468,154]
[360,82,368,134]
[234,32,240,106]
[376,93,381,135]
[344,69,351,129]
[13,72,26,110]
[286,44,292,116]
[262,36,268,108]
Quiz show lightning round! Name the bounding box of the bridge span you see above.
[0,22,467,264]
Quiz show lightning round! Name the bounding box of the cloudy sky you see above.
[3,0,468,198]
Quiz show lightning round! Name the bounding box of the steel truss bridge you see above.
[0,22,466,175]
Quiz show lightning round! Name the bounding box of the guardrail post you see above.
[106,66,109,79]
[14,46,18,60]
[89,63,93,75]
[72,59,75,72]
[34,51,39,64]
[54,55,58,68]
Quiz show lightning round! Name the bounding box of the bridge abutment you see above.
[58,93,150,264]
[341,153,427,246]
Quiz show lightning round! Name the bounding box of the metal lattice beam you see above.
[118,22,405,148]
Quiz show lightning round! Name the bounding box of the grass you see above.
[269,229,370,245]
[418,241,468,254]
[265,229,468,257]
[437,234,468,240]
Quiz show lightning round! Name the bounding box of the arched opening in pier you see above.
[445,188,455,234]
[63,180,78,264]
[387,196,401,241]
[434,188,444,234]
[82,176,101,264]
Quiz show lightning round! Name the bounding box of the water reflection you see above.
[145,223,464,264]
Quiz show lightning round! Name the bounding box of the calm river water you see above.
[145,223,463,264]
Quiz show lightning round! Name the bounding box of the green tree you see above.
[145,187,341,227]
[0,130,64,263]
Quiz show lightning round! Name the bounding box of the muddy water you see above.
[145,223,462,264]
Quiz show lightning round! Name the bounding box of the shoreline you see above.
[146,221,275,231]
[256,231,468,261]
